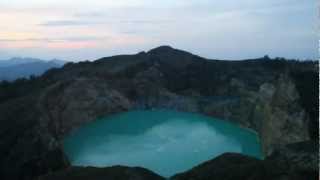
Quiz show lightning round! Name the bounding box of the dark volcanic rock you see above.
[266,141,318,176]
[0,96,70,180]
[38,166,165,180]
[0,46,318,180]
[171,153,265,180]
[172,141,318,180]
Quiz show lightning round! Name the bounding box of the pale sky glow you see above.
[0,0,317,61]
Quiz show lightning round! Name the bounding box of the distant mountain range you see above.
[0,57,67,81]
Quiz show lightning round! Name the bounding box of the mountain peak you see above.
[148,45,175,54]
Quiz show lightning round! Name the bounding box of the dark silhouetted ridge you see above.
[148,45,175,54]
[147,45,195,57]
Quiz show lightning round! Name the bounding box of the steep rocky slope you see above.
[0,46,318,180]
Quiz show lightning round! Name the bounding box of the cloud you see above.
[0,36,109,42]
[39,20,103,26]
[39,19,175,27]
[119,20,175,24]
[0,37,102,49]
[0,0,316,60]
[73,12,107,18]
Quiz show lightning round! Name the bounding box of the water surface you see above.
[63,110,261,177]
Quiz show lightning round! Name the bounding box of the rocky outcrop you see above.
[0,46,318,180]
[253,75,310,155]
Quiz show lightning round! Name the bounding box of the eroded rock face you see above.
[0,46,317,180]
[40,78,132,138]
[254,75,309,155]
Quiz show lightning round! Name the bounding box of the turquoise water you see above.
[63,110,262,177]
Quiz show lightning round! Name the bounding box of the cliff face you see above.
[0,46,318,180]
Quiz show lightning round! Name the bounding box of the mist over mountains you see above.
[0,57,66,81]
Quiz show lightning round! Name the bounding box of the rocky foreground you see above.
[0,46,318,179]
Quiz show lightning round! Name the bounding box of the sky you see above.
[0,0,318,61]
